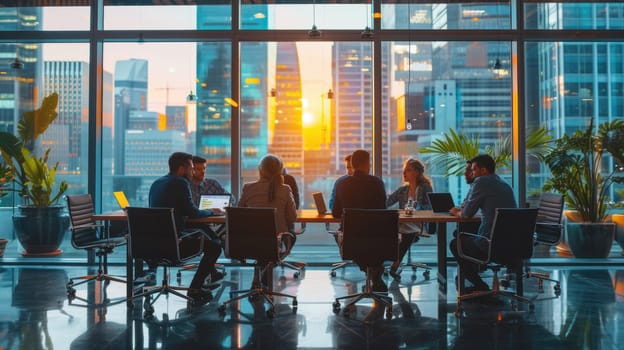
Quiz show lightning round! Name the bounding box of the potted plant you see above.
[0,93,69,255]
[543,119,624,258]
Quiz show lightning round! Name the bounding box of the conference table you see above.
[93,209,478,310]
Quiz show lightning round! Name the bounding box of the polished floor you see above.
[0,262,623,349]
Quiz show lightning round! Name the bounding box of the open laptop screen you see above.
[427,192,455,213]
[312,192,329,215]
[198,194,230,211]
[113,191,129,210]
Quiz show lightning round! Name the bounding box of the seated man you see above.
[449,154,517,293]
[332,149,387,292]
[149,152,225,306]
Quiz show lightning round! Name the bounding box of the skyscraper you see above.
[114,58,148,176]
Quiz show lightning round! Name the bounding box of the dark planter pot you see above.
[13,205,69,255]
[567,222,615,258]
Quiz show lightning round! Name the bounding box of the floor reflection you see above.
[0,265,623,349]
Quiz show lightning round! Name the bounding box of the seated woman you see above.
[386,158,433,279]
[238,154,298,285]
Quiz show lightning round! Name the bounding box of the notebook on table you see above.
[113,191,130,210]
[312,192,330,215]
[198,194,230,212]
[427,192,455,213]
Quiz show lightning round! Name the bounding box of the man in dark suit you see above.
[149,152,224,306]
[332,149,388,292]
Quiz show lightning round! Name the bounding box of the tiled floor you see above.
[0,263,623,349]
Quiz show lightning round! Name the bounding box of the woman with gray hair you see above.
[386,158,433,280]
[238,154,298,284]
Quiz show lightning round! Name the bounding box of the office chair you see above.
[65,194,127,303]
[126,207,206,319]
[217,207,298,319]
[523,193,564,295]
[455,208,538,317]
[331,209,399,321]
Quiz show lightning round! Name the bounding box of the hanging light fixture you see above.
[361,2,373,39]
[308,0,321,38]
[186,90,197,104]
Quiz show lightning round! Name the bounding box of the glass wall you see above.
[0,1,622,261]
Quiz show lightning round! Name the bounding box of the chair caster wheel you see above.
[162,313,169,322]
[293,272,300,279]
[67,288,76,299]
[330,271,336,277]
[332,301,341,314]
[267,308,275,318]
[411,275,417,282]
[292,298,298,307]
[218,305,226,316]
[66,280,74,289]
[423,270,430,280]
[176,271,181,279]
[554,284,561,296]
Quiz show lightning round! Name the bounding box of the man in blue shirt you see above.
[149,152,224,306]
[449,154,517,293]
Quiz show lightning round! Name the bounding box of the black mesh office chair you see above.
[126,207,205,319]
[455,208,538,317]
[217,207,298,319]
[65,194,127,303]
[331,209,399,321]
[524,193,564,295]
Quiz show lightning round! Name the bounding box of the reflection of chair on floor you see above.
[332,209,399,321]
[126,207,205,319]
[65,194,127,303]
[523,193,564,295]
[455,208,538,317]
[218,207,298,319]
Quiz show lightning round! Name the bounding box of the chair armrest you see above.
[179,228,205,240]
[456,231,491,265]
[72,223,104,231]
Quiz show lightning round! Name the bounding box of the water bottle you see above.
[405,199,414,216]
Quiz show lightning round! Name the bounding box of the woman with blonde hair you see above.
[238,154,298,284]
[386,158,433,280]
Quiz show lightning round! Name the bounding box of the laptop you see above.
[113,191,130,210]
[427,192,455,213]
[198,194,230,212]
[312,192,330,215]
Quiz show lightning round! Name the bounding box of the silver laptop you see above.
[198,194,230,211]
[312,192,330,215]
[427,192,455,213]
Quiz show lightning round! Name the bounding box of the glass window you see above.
[524,2,624,30]
[0,5,90,32]
[381,2,510,30]
[240,41,372,214]
[104,1,231,30]
[525,41,624,202]
[383,40,512,205]
[242,2,371,30]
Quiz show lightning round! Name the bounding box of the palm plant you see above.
[419,125,552,176]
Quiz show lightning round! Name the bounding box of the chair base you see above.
[129,266,194,319]
[217,265,297,319]
[524,271,561,296]
[455,265,534,318]
[279,260,305,279]
[67,267,127,307]
[332,268,394,322]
